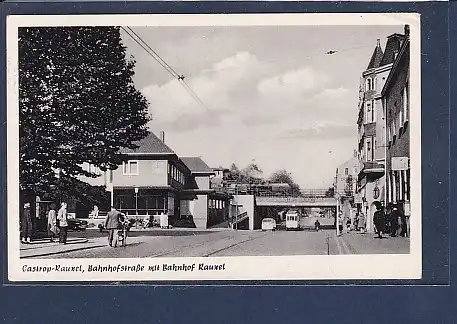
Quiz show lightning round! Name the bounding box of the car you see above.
[67,218,88,231]
[261,218,277,231]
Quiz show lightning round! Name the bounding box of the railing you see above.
[233,211,248,224]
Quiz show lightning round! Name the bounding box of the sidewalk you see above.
[20,237,104,259]
[336,231,410,254]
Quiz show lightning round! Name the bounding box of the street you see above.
[21,227,410,259]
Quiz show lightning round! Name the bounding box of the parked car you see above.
[67,218,88,231]
[261,218,277,231]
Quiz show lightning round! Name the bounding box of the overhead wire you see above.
[120,26,210,112]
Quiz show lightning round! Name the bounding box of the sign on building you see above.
[392,157,409,171]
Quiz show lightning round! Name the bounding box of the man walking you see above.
[105,207,121,247]
[20,202,32,244]
[373,202,385,239]
[390,205,400,237]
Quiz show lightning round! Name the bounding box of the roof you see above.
[119,132,175,155]
[380,34,405,66]
[366,40,384,69]
[382,36,410,96]
[181,157,214,175]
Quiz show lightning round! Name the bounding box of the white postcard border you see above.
[7,13,422,282]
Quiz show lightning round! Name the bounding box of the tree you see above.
[19,27,150,199]
[325,187,335,197]
[240,163,264,184]
[269,169,301,197]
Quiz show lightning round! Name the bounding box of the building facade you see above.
[356,33,405,231]
[82,131,231,229]
[382,26,411,223]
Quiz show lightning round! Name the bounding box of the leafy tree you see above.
[240,163,264,184]
[325,187,335,197]
[269,169,301,197]
[19,27,150,200]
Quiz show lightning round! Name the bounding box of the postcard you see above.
[6,13,421,281]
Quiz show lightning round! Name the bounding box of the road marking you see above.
[334,232,344,255]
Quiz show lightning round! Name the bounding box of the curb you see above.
[20,239,106,259]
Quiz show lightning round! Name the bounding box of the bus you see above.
[285,210,301,230]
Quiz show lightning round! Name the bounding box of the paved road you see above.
[38,228,409,259]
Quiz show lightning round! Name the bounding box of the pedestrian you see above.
[373,202,385,239]
[20,202,32,244]
[105,207,121,247]
[47,204,59,243]
[91,205,99,219]
[314,219,321,232]
[390,205,400,237]
[398,206,407,237]
[57,202,69,244]
[358,212,366,234]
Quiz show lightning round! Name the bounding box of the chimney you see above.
[160,131,165,143]
[376,39,381,48]
[404,25,410,39]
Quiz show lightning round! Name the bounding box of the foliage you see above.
[269,169,301,197]
[325,187,335,197]
[19,27,150,200]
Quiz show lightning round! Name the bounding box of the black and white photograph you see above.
[7,13,421,281]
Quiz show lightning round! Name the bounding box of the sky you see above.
[120,25,404,189]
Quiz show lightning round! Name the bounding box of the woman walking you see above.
[47,204,59,242]
[358,212,366,234]
[57,202,69,244]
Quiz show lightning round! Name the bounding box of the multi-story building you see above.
[81,131,231,229]
[382,25,410,224]
[356,32,405,231]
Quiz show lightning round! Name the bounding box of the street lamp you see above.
[335,192,341,236]
[134,187,139,228]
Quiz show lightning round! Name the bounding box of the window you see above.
[392,118,397,137]
[372,100,376,122]
[344,168,348,175]
[123,160,139,175]
[403,84,409,123]
[366,140,372,161]
[366,103,372,123]
[366,78,373,91]
[152,161,161,174]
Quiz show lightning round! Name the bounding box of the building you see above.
[382,25,411,222]
[180,157,231,228]
[334,151,359,226]
[82,131,231,229]
[355,32,405,231]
